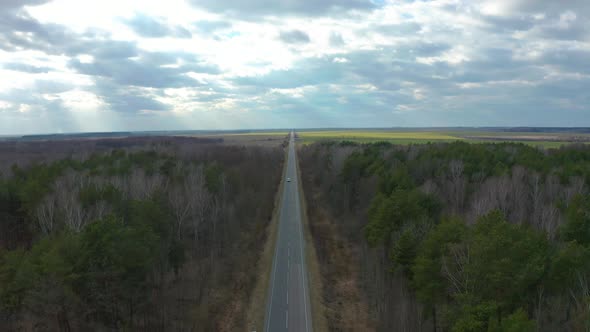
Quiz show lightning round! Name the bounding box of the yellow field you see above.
[298,130,462,143]
[296,130,584,148]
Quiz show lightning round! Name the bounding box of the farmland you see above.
[296,129,590,148]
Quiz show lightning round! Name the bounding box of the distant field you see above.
[225,131,288,136]
[187,131,288,146]
[299,130,458,142]
[297,130,589,148]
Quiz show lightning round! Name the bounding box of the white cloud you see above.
[0,0,589,134]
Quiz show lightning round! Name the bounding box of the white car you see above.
[287,177,291,182]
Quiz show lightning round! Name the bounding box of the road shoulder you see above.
[294,140,330,332]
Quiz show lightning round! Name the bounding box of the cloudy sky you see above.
[0,0,589,134]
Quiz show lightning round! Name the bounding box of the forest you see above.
[0,136,284,330]
[299,140,590,331]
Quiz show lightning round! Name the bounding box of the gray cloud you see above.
[503,0,590,16]
[373,22,422,36]
[539,48,590,73]
[187,0,376,17]
[124,14,192,38]
[0,11,75,54]
[2,62,53,73]
[233,56,346,89]
[279,30,310,44]
[193,20,232,34]
[2,0,590,133]
[69,53,207,88]
[475,1,589,42]
[93,79,170,113]
[329,32,345,46]
[0,0,52,10]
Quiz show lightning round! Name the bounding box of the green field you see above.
[297,130,584,148]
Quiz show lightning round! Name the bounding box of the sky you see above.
[0,0,589,134]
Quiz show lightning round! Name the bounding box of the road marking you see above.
[286,310,288,329]
[264,178,290,332]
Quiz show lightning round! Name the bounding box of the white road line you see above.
[264,226,280,332]
[286,310,289,329]
[264,173,289,332]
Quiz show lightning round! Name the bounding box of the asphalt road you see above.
[264,132,312,332]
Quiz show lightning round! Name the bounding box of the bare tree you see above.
[530,172,543,227]
[564,176,586,203]
[187,166,211,243]
[128,169,166,200]
[540,204,560,240]
[36,194,57,235]
[168,183,192,240]
[54,172,88,232]
[448,160,466,213]
[510,166,529,224]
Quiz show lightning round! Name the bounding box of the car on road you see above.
[287,177,291,182]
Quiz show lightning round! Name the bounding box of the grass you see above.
[297,130,582,148]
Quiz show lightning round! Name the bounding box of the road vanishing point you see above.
[264,131,313,332]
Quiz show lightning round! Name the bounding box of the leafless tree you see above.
[564,176,586,203]
[441,242,471,295]
[93,200,110,221]
[36,194,57,235]
[54,172,88,232]
[128,169,167,200]
[448,160,466,213]
[168,183,192,240]
[419,179,438,196]
[530,172,543,226]
[187,166,211,243]
[540,204,560,240]
[510,166,529,223]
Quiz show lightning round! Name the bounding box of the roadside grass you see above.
[294,144,330,332]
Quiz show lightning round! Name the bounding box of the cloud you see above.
[124,14,192,38]
[193,20,232,34]
[279,30,311,44]
[93,79,170,113]
[2,63,53,73]
[187,0,376,17]
[0,0,53,10]
[1,0,590,134]
[0,10,74,53]
[329,32,345,46]
[68,51,216,88]
[480,0,590,17]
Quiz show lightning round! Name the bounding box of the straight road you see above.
[264,131,312,332]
